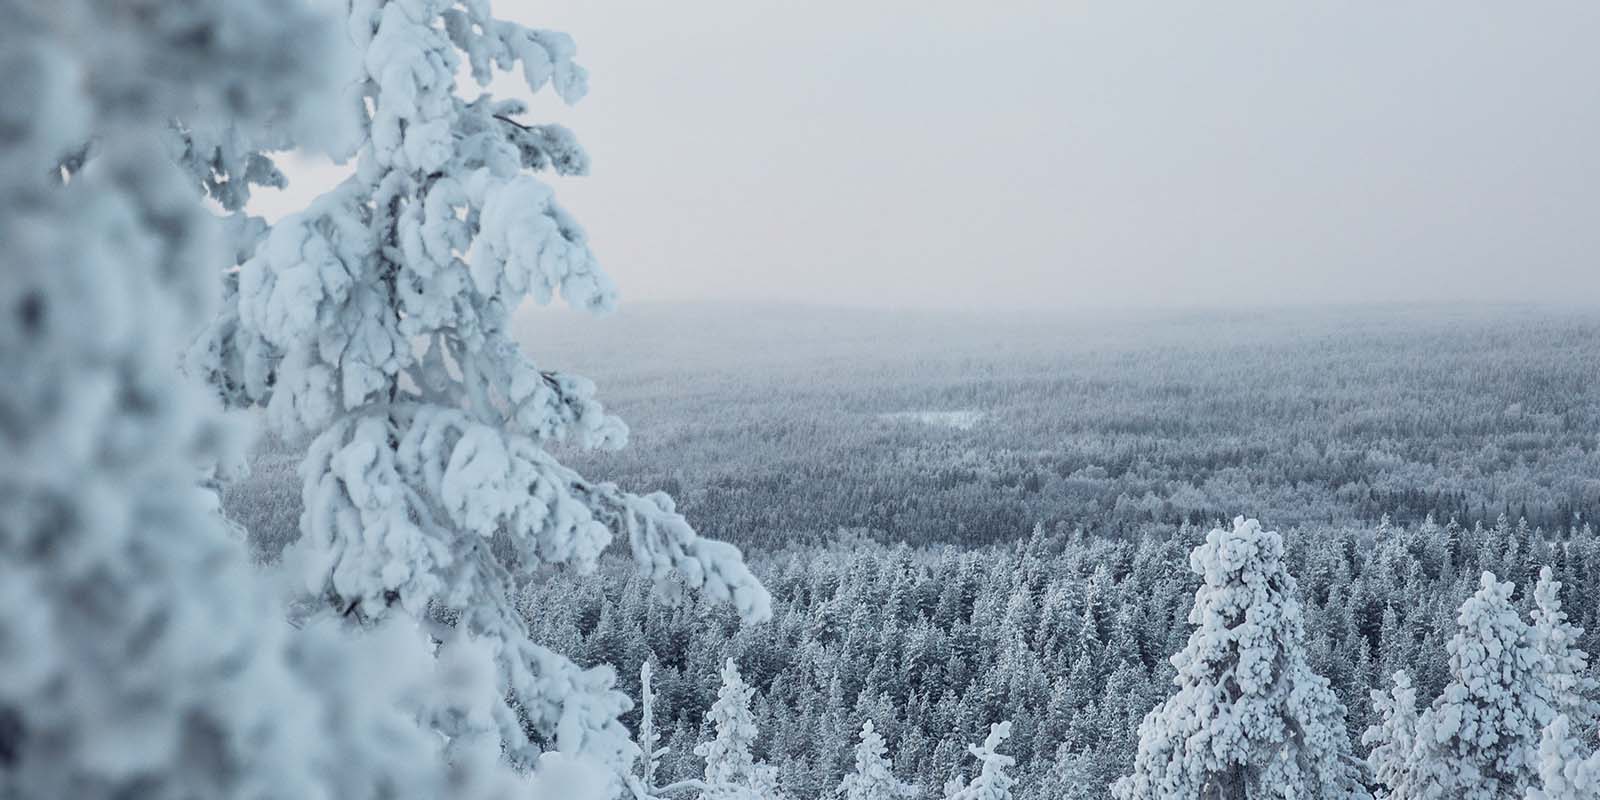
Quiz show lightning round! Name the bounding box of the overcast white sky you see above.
[255,1,1600,310]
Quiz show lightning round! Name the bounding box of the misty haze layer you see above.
[250,1,1600,310]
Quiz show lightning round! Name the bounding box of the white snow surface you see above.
[881,409,985,430]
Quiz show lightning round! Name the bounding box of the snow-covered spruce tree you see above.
[942,721,1017,800]
[695,659,784,800]
[201,0,772,783]
[0,2,533,798]
[1367,573,1555,800]
[837,720,920,800]
[1527,715,1600,800]
[1111,517,1369,800]
[1532,568,1599,736]
[1363,671,1422,799]
[1029,748,1107,800]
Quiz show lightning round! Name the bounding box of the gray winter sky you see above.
[256,1,1600,310]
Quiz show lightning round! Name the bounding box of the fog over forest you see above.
[226,302,1600,798]
[9,1,1600,799]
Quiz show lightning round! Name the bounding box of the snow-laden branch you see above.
[190,1,773,788]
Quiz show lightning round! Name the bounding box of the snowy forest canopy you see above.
[7,0,1600,799]
[521,304,1600,543]
[232,304,1600,558]
[229,303,1600,799]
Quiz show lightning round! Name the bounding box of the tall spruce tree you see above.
[837,720,919,800]
[1112,517,1369,800]
[695,659,784,800]
[198,0,772,786]
[1366,573,1554,799]
[1531,568,1599,735]
[1364,671,1422,799]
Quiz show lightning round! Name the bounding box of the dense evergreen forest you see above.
[520,514,1600,799]
[21,0,1597,796]
[525,305,1600,545]
[225,304,1600,797]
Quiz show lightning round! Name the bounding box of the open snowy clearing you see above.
[879,409,985,430]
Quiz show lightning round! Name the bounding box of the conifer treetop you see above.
[1113,517,1369,800]
[944,721,1016,800]
[838,720,920,800]
[1531,567,1599,735]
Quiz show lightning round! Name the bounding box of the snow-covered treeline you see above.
[630,652,1015,800]
[516,515,1600,798]
[522,304,1600,544]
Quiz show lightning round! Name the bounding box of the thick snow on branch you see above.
[1528,715,1600,800]
[198,0,771,786]
[944,721,1017,800]
[1113,517,1368,800]
[0,1,530,797]
[1365,573,1558,799]
[1532,567,1600,736]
